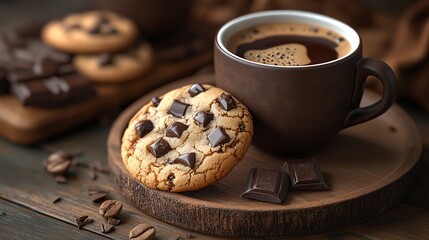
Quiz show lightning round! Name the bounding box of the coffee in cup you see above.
[227,23,351,66]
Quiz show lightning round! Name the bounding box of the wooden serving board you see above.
[107,74,422,238]
[0,50,212,144]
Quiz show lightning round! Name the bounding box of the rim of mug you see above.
[216,10,360,68]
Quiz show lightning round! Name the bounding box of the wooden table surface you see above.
[1,2,429,240]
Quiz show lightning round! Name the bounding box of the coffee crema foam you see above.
[227,23,351,66]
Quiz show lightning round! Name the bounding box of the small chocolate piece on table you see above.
[281,158,329,190]
[188,83,206,97]
[135,120,154,138]
[241,168,289,204]
[166,122,188,138]
[168,100,190,118]
[193,111,213,127]
[174,153,196,168]
[147,138,171,158]
[208,127,230,147]
[101,222,115,233]
[107,218,121,226]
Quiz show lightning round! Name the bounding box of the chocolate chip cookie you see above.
[42,11,138,53]
[74,43,154,83]
[121,84,253,192]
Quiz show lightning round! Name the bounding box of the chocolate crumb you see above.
[52,196,62,204]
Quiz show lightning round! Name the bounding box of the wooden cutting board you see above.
[107,74,422,238]
[0,49,212,144]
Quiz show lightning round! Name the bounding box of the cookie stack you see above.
[43,11,154,83]
[0,11,154,108]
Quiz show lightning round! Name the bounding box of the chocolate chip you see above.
[129,224,156,240]
[101,222,115,233]
[188,83,206,97]
[147,138,171,158]
[208,127,230,147]
[168,100,190,117]
[151,97,161,107]
[193,111,213,127]
[98,53,114,66]
[107,218,121,226]
[166,122,188,138]
[135,120,154,138]
[33,57,58,76]
[102,25,118,35]
[218,93,236,111]
[99,200,122,219]
[88,24,102,35]
[174,153,196,168]
[239,123,245,132]
[52,196,61,204]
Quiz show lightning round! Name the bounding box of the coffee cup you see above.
[214,10,397,154]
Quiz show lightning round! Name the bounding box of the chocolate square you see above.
[168,100,190,118]
[174,153,196,168]
[241,168,289,204]
[147,138,171,158]
[208,127,230,147]
[282,158,329,190]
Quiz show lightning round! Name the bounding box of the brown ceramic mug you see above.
[215,11,397,154]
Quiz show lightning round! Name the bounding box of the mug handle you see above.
[343,58,398,129]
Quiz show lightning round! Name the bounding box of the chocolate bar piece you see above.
[241,168,289,204]
[10,74,95,108]
[281,158,329,190]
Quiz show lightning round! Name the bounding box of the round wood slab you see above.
[108,74,422,238]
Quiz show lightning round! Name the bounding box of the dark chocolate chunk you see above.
[98,53,114,66]
[107,218,121,226]
[208,127,230,147]
[33,57,58,76]
[76,215,88,229]
[88,23,102,35]
[101,222,115,233]
[166,122,189,138]
[239,123,245,132]
[281,158,328,190]
[88,185,108,202]
[102,25,118,35]
[151,97,161,107]
[147,138,171,158]
[10,74,95,108]
[188,83,206,97]
[241,168,289,204]
[168,100,190,118]
[218,93,236,111]
[193,111,213,127]
[174,153,196,168]
[135,120,154,138]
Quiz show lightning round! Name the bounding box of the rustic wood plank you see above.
[0,199,106,240]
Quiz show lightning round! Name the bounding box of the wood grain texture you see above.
[0,199,106,240]
[108,74,422,237]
